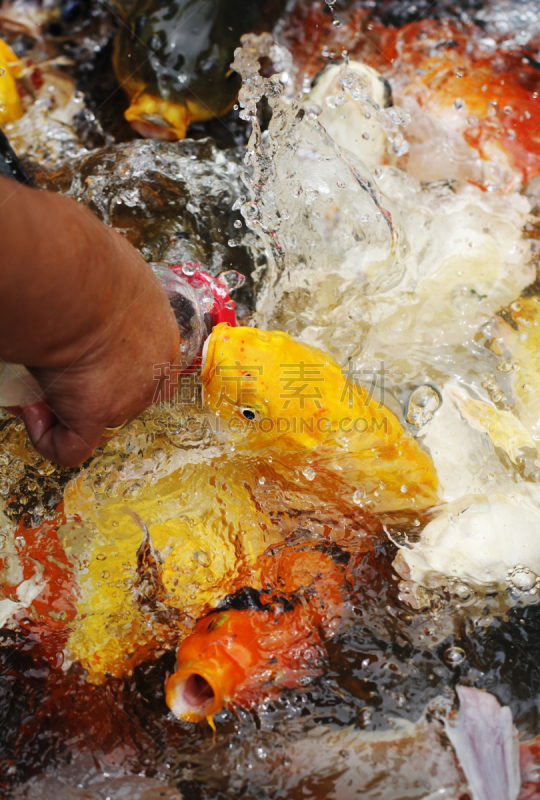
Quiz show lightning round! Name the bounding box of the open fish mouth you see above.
[124,93,191,140]
[165,667,221,721]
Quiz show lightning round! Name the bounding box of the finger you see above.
[21,402,102,467]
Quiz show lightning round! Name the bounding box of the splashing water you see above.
[3,9,540,799]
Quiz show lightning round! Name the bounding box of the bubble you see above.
[358,707,372,727]
[453,583,473,601]
[443,646,466,666]
[498,361,513,372]
[509,566,536,591]
[303,467,315,481]
[217,270,246,291]
[407,385,442,428]
[353,489,365,504]
[194,550,211,568]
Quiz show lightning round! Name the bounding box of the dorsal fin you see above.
[444,686,520,800]
[125,508,168,610]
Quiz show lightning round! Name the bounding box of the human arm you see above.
[0,175,181,466]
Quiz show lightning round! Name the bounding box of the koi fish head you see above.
[200,323,403,452]
[165,609,261,721]
[111,0,255,141]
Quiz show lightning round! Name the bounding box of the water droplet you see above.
[443,646,466,666]
[511,301,521,312]
[353,489,365,504]
[234,220,242,229]
[509,566,536,591]
[400,484,407,493]
[407,385,442,427]
[358,707,372,727]
[102,570,110,579]
[259,476,266,485]
[194,550,211,568]
[454,98,464,110]
[96,553,106,561]
[453,583,472,601]
[181,263,196,276]
[217,270,246,291]
[0,68,5,77]
[498,361,513,372]
[303,467,315,481]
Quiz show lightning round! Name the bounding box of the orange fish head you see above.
[165,610,261,721]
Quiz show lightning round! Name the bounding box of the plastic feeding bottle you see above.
[0,263,241,409]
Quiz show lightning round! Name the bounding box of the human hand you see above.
[0,178,181,466]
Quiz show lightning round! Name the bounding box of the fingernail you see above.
[21,403,56,444]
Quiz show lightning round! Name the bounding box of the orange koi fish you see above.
[0,506,79,656]
[165,537,354,721]
[385,20,540,188]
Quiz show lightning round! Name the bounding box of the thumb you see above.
[21,402,102,467]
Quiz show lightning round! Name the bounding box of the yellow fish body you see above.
[0,38,23,125]
[63,457,279,682]
[201,324,439,512]
[494,295,540,441]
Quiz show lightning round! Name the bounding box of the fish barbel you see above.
[201,323,439,513]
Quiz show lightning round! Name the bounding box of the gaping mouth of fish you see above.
[165,667,221,721]
[124,93,190,140]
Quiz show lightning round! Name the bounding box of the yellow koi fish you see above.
[493,295,540,441]
[0,38,22,125]
[201,324,439,513]
[63,457,279,682]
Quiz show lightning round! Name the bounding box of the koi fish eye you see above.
[240,407,258,421]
